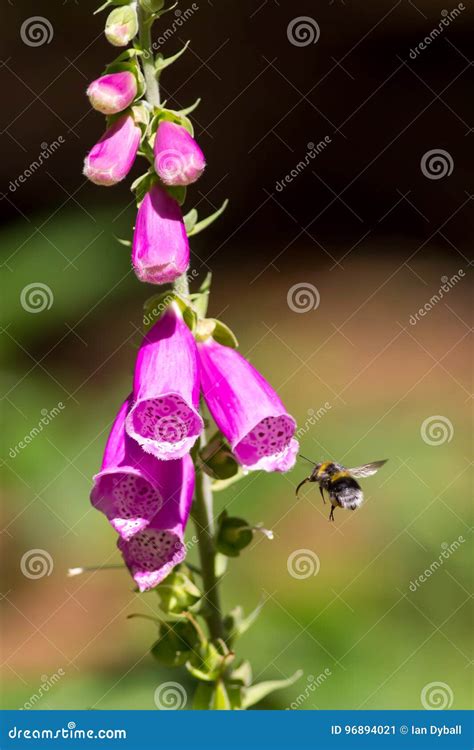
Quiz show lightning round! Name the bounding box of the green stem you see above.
[137,6,160,107]
[191,441,225,641]
[137,5,223,643]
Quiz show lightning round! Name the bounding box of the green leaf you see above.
[230,660,252,687]
[185,642,224,682]
[130,171,154,205]
[167,185,187,206]
[211,319,239,348]
[226,601,265,643]
[94,0,131,15]
[140,0,165,12]
[155,41,190,72]
[187,199,229,237]
[183,208,198,234]
[242,670,303,709]
[151,620,199,668]
[176,98,201,117]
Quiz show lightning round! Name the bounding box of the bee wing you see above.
[347,460,388,478]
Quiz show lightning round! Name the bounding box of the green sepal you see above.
[185,642,225,682]
[213,680,231,710]
[216,511,253,558]
[130,102,150,136]
[242,670,303,709]
[114,235,132,248]
[187,199,229,237]
[142,293,197,333]
[151,619,199,668]
[226,683,243,710]
[183,208,198,234]
[130,170,154,206]
[94,0,131,15]
[224,601,264,643]
[230,660,253,687]
[155,41,190,73]
[167,185,187,206]
[140,0,165,12]
[155,569,202,615]
[199,432,240,481]
[195,317,238,349]
[176,98,201,117]
[151,107,194,137]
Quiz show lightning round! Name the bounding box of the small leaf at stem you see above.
[187,199,229,237]
[155,41,190,72]
[242,670,303,709]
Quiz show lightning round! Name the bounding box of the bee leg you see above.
[319,486,326,504]
[329,506,335,522]
[295,477,311,497]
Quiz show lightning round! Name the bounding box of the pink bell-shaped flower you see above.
[198,338,298,472]
[87,71,137,115]
[118,454,195,591]
[126,304,203,459]
[132,184,190,284]
[154,120,205,186]
[83,113,141,186]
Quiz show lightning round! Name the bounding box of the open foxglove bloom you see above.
[83,113,141,186]
[154,120,206,186]
[132,184,190,284]
[126,305,203,459]
[87,71,137,115]
[198,338,299,472]
[118,454,195,591]
[90,396,164,540]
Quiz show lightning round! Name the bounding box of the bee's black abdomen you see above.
[329,475,363,509]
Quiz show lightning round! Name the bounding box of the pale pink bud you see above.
[83,113,141,187]
[154,121,206,186]
[87,71,137,115]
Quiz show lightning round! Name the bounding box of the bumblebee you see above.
[296,456,388,521]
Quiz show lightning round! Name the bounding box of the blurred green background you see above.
[1,0,472,713]
[1,208,471,710]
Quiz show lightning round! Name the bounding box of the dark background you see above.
[1,0,472,711]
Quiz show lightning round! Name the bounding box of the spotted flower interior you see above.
[235,414,296,467]
[126,393,202,459]
[91,470,162,540]
[119,528,185,592]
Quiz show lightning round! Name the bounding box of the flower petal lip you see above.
[154,120,206,186]
[118,454,195,591]
[87,71,137,115]
[132,184,190,284]
[90,396,164,540]
[198,338,298,472]
[83,113,141,186]
[126,305,203,459]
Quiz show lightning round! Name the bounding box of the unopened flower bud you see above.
[105,5,138,47]
[87,71,137,115]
